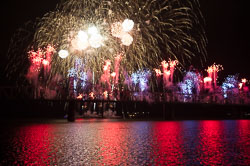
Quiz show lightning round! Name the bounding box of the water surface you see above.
[0,119,249,165]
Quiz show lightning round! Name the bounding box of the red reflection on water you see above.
[151,122,184,165]
[96,122,128,165]
[13,124,55,165]
[199,121,224,165]
[238,120,250,165]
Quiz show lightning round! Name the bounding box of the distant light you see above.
[122,19,134,32]
[58,49,69,58]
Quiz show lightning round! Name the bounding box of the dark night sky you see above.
[0,0,249,83]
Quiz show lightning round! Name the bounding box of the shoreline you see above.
[1,99,250,121]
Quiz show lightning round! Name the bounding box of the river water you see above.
[0,119,249,165]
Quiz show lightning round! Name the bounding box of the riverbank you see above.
[1,99,250,120]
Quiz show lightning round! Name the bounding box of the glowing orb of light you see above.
[88,26,98,35]
[89,34,103,48]
[71,30,89,50]
[58,49,69,58]
[111,22,123,38]
[78,31,88,42]
[121,33,133,46]
[122,19,134,32]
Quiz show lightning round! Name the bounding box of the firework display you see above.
[6,0,207,80]
[4,0,250,105]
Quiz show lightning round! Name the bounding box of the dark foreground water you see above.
[0,119,249,165]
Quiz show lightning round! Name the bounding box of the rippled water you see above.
[0,119,250,165]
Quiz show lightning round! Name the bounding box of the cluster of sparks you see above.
[221,75,239,98]
[204,63,223,87]
[71,26,104,51]
[131,69,151,92]
[207,64,223,73]
[27,45,55,72]
[154,60,178,76]
[111,19,134,46]
[178,71,201,96]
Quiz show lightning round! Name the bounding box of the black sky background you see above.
[0,0,249,84]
